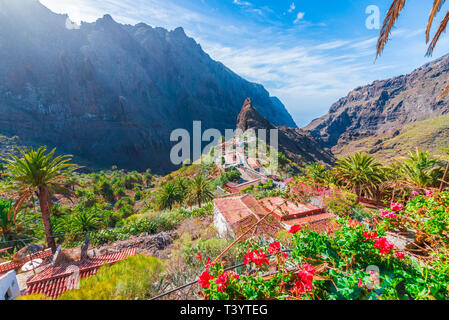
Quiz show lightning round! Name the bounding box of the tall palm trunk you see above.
[37,185,56,253]
[440,162,449,192]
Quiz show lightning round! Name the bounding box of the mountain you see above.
[0,0,296,173]
[304,54,449,159]
[237,98,334,165]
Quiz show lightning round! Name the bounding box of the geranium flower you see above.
[363,231,378,241]
[216,272,229,293]
[390,203,404,212]
[426,190,434,197]
[411,190,419,197]
[395,252,405,260]
[228,271,239,279]
[198,271,214,289]
[268,241,281,255]
[357,278,364,288]
[374,238,395,255]
[196,252,202,261]
[289,225,301,234]
[243,250,270,267]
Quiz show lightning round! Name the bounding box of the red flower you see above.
[357,278,364,288]
[216,272,229,293]
[229,271,239,279]
[426,190,434,197]
[390,203,404,212]
[363,231,378,242]
[268,241,281,255]
[289,225,301,234]
[374,238,395,255]
[291,264,315,297]
[395,252,405,260]
[196,252,202,261]
[198,271,214,289]
[243,250,270,267]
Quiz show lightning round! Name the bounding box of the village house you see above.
[213,195,283,239]
[213,195,334,239]
[259,197,334,233]
[24,248,136,299]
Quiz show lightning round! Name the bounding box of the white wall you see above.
[0,271,20,300]
[213,207,234,239]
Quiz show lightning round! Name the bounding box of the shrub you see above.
[58,255,164,300]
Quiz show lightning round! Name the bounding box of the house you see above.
[247,157,263,171]
[224,179,262,194]
[0,271,20,300]
[259,197,334,233]
[0,248,53,277]
[24,248,136,299]
[213,195,283,239]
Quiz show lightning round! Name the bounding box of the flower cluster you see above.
[373,237,395,255]
[289,225,301,234]
[198,271,214,289]
[363,231,378,241]
[390,203,404,212]
[243,250,270,267]
[291,264,316,297]
[380,209,398,219]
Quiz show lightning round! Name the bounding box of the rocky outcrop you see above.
[236,99,334,165]
[305,54,449,151]
[0,0,296,173]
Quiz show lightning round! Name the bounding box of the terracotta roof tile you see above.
[24,247,136,299]
[259,197,324,220]
[0,248,52,276]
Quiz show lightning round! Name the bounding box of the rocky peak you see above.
[236,98,275,132]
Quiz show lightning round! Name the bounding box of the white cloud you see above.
[288,3,295,13]
[233,0,252,7]
[293,12,305,24]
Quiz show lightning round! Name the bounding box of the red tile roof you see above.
[259,197,324,220]
[247,158,262,169]
[213,195,283,239]
[24,248,136,299]
[282,212,335,233]
[225,179,262,193]
[0,248,52,276]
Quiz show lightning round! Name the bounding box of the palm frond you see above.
[377,0,406,58]
[426,9,449,56]
[427,0,446,43]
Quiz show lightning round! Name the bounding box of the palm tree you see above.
[188,176,214,208]
[155,183,182,211]
[398,149,442,189]
[304,162,328,185]
[2,147,76,252]
[334,153,384,198]
[377,0,449,97]
[175,177,190,205]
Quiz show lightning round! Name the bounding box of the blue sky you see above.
[41,0,449,127]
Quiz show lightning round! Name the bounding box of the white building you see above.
[0,271,20,300]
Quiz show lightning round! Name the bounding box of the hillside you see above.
[334,113,449,160]
[0,0,296,174]
[305,54,449,157]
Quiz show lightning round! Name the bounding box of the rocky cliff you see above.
[237,99,334,165]
[305,54,449,155]
[0,0,296,173]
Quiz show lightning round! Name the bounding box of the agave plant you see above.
[2,147,77,252]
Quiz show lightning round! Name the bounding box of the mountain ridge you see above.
[0,0,296,173]
[304,53,449,156]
